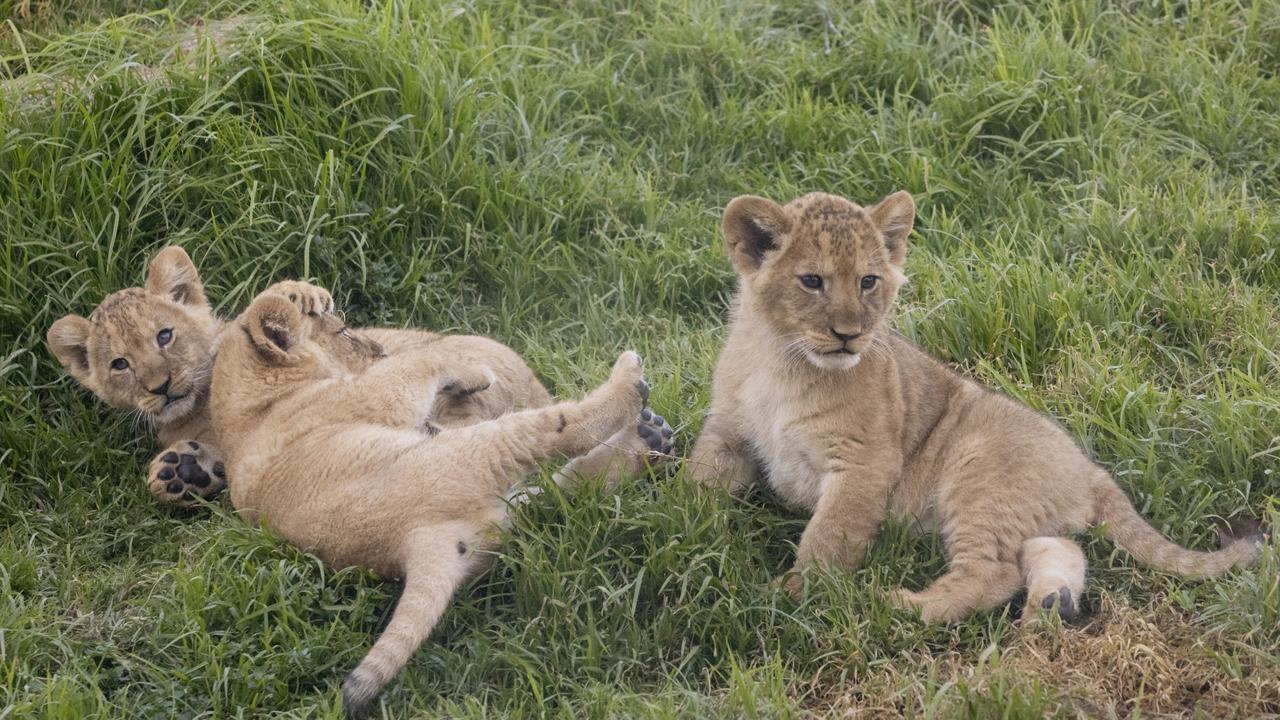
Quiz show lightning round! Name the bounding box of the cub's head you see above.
[47,246,221,424]
[722,190,915,371]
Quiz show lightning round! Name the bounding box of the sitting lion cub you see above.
[212,285,651,716]
[690,190,1264,623]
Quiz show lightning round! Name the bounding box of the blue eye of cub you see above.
[860,275,880,290]
[799,274,823,290]
[110,358,129,371]
[157,328,173,347]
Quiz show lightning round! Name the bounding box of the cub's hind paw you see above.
[1040,585,1078,622]
[442,368,497,399]
[1023,586,1079,624]
[147,441,226,508]
[637,408,674,458]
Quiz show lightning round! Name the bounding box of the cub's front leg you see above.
[147,439,226,507]
[780,443,901,598]
[688,410,756,494]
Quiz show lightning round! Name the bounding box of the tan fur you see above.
[210,286,651,716]
[48,247,670,507]
[690,190,1263,623]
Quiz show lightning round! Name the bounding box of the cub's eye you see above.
[156,328,173,347]
[110,358,130,371]
[799,274,824,290]
[860,275,880,291]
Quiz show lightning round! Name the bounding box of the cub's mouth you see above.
[153,388,199,421]
[804,348,862,371]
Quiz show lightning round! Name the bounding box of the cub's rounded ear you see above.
[722,195,792,275]
[47,315,95,387]
[145,246,208,307]
[869,191,915,267]
[243,295,307,363]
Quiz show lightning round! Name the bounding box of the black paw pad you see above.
[161,451,179,464]
[188,441,200,450]
[166,480,183,494]
[176,460,212,488]
[636,408,674,455]
[635,380,649,405]
[213,462,226,479]
[157,467,175,481]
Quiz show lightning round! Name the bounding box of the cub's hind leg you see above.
[1019,536,1086,623]
[892,495,1028,622]
[341,521,494,719]
[894,553,1023,623]
[434,352,649,493]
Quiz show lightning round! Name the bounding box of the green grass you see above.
[3,0,1279,717]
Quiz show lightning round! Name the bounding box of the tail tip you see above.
[1217,514,1269,550]
[341,669,380,719]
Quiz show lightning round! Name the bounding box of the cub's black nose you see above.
[830,328,862,343]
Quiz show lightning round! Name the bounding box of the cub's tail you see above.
[1092,481,1263,580]
[341,528,474,718]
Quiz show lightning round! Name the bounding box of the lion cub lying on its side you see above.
[212,285,651,717]
[690,190,1264,623]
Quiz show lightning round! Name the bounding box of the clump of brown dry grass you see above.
[818,595,1280,719]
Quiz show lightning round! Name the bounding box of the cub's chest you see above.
[734,374,825,511]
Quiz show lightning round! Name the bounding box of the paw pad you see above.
[1040,586,1078,622]
[149,443,227,507]
[637,407,674,456]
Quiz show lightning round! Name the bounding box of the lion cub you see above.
[47,246,672,506]
[211,286,651,716]
[690,190,1263,623]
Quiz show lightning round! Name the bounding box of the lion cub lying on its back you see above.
[691,190,1264,623]
[212,284,651,716]
[47,246,671,507]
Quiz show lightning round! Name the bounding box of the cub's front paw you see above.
[264,280,333,316]
[147,441,226,507]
